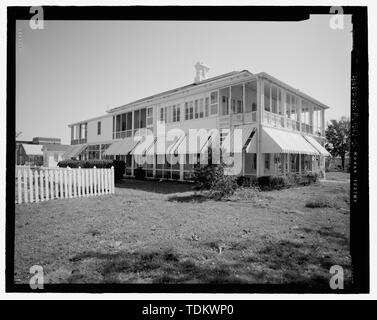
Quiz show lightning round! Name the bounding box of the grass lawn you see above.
[14,171,350,289]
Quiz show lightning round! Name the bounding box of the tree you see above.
[325,117,350,170]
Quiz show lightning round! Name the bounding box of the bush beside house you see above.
[193,164,319,199]
[57,159,125,182]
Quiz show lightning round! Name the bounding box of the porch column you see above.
[153,154,156,178]
[298,98,302,131]
[282,90,287,128]
[321,109,325,136]
[242,82,246,176]
[298,154,302,174]
[229,86,232,126]
[242,149,245,176]
[131,155,135,176]
[242,83,246,115]
[179,154,184,181]
[309,103,314,134]
[256,77,263,177]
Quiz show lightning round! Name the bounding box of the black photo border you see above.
[6,5,369,294]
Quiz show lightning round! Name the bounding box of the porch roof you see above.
[303,135,331,156]
[248,127,320,155]
[103,139,139,156]
[22,144,43,156]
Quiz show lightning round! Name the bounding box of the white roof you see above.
[22,144,43,156]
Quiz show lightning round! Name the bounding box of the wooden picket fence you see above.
[15,166,115,204]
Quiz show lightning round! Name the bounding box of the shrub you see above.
[236,176,257,188]
[58,159,113,169]
[305,198,334,208]
[58,159,125,182]
[134,166,145,180]
[192,164,220,190]
[257,175,288,191]
[285,173,301,186]
[209,169,238,200]
[300,172,318,186]
[192,164,238,199]
[112,160,126,182]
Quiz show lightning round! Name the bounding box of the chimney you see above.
[194,62,210,83]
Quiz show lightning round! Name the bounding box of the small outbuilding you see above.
[42,144,71,168]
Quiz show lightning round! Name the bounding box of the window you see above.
[286,93,291,118]
[147,107,153,126]
[134,109,140,129]
[271,86,277,114]
[54,154,59,162]
[134,108,147,132]
[291,95,297,121]
[194,100,199,119]
[160,107,165,122]
[264,82,271,112]
[199,99,204,118]
[97,121,101,135]
[302,100,310,125]
[185,102,189,120]
[185,101,194,120]
[116,115,121,133]
[245,81,257,113]
[113,112,132,138]
[172,104,180,122]
[189,102,193,119]
[210,91,218,115]
[126,112,132,134]
[140,108,146,128]
[205,97,209,117]
[121,113,127,131]
[221,96,229,115]
[231,99,236,114]
[177,104,181,121]
[87,144,100,160]
[236,100,243,114]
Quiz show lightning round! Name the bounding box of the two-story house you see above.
[64,65,330,181]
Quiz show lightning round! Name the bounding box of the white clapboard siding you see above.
[15,166,115,204]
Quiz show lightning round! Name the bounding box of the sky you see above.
[16,16,352,144]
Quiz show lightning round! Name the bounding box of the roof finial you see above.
[194,62,210,83]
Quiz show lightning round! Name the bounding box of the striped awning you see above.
[145,135,182,155]
[303,135,331,156]
[248,127,320,155]
[62,144,87,159]
[131,135,155,155]
[103,138,139,156]
[221,125,256,153]
[172,130,217,155]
